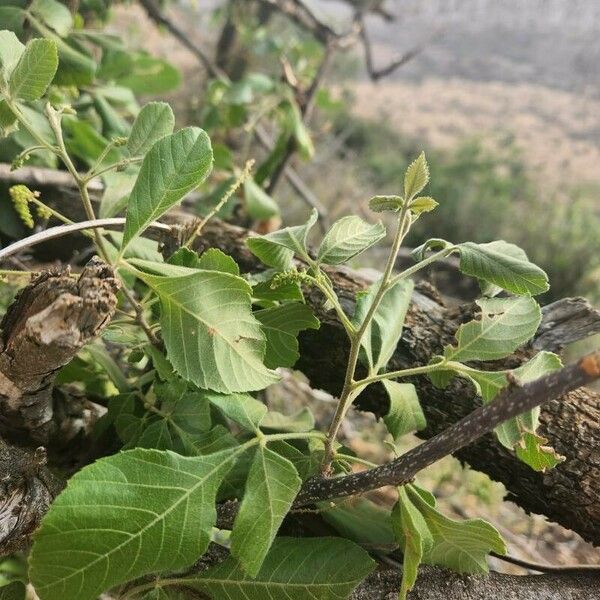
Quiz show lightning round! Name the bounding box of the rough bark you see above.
[0,257,118,445]
[351,566,600,600]
[169,218,600,544]
[0,439,61,556]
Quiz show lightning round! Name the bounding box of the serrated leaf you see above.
[30,0,73,37]
[369,194,403,213]
[382,381,426,439]
[168,247,239,275]
[246,208,317,269]
[127,101,175,157]
[231,446,301,576]
[409,195,438,215]
[444,297,541,362]
[392,487,433,600]
[260,407,315,433]
[407,485,505,574]
[254,303,319,368]
[29,448,241,600]
[0,30,24,82]
[317,216,385,265]
[121,127,213,252]
[515,432,564,471]
[205,392,267,432]
[244,177,279,220]
[404,151,429,199]
[136,268,278,393]
[353,279,414,372]
[457,241,549,296]
[9,38,58,101]
[180,537,376,600]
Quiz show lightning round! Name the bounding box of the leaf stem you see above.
[351,362,446,389]
[389,246,456,286]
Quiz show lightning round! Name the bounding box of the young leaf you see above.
[444,297,542,362]
[317,216,385,265]
[127,101,175,157]
[9,38,58,101]
[244,177,279,220]
[457,241,549,296]
[404,151,429,200]
[231,446,302,576]
[353,279,414,372]
[29,448,240,600]
[382,380,426,439]
[246,208,318,269]
[392,487,433,600]
[136,268,278,393]
[121,127,213,252]
[254,303,319,368]
[30,0,73,37]
[205,392,267,432]
[409,196,438,215]
[407,486,506,573]
[181,537,376,600]
[369,194,403,213]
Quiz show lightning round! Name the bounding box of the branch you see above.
[0,258,118,444]
[294,350,600,505]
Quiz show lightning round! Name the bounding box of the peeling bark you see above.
[172,218,600,544]
[0,257,118,444]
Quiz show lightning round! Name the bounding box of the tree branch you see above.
[294,350,600,505]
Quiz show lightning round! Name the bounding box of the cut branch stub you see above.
[0,257,119,444]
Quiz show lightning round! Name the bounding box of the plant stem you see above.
[389,246,455,286]
[351,362,446,389]
[321,207,411,473]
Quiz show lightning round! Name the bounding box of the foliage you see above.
[0,6,572,600]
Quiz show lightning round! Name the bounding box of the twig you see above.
[294,350,600,505]
[0,218,171,261]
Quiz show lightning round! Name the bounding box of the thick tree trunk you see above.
[175,217,600,545]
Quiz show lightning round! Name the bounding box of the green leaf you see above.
[260,407,315,433]
[382,381,426,439]
[9,38,58,101]
[392,487,432,600]
[0,582,25,600]
[0,30,24,81]
[100,167,139,218]
[244,177,279,220]
[205,392,267,432]
[457,241,549,296]
[127,101,175,158]
[369,194,403,213]
[321,498,396,552]
[246,208,318,269]
[353,279,414,372]
[122,127,213,252]
[407,485,506,574]
[409,196,438,215]
[0,100,17,137]
[317,216,385,265]
[181,537,376,600]
[136,268,278,393]
[254,303,319,368]
[515,432,564,471]
[116,54,181,95]
[404,151,429,200]
[29,448,240,600]
[30,0,73,37]
[168,248,240,275]
[444,297,541,362]
[0,8,25,37]
[231,446,301,576]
